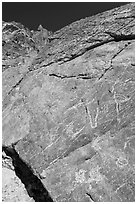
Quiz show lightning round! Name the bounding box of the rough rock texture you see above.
[2,152,34,202]
[2,3,135,202]
[2,167,34,202]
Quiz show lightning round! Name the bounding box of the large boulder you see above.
[2,3,135,202]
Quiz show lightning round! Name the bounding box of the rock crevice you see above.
[2,146,53,202]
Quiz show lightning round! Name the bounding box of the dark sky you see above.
[2,2,129,32]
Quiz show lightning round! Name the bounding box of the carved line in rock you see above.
[4,63,134,171]
[86,106,99,129]
[2,145,53,202]
[39,126,87,170]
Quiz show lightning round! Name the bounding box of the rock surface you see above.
[2,151,34,202]
[2,3,135,202]
[2,167,34,202]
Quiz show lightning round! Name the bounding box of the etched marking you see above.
[116,156,128,168]
[86,105,99,129]
[115,183,126,193]
[113,91,121,122]
[71,126,85,139]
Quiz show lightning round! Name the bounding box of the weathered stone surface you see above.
[2,3,135,202]
[2,166,34,202]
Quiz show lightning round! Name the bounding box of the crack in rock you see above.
[28,32,135,72]
[105,32,135,42]
[5,35,135,97]
[86,193,96,202]
[49,73,93,80]
[2,3,135,202]
[98,41,132,80]
[7,73,28,95]
[2,145,53,202]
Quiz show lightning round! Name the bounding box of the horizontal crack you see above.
[49,73,93,79]
[59,33,134,65]
[115,16,135,20]
[2,145,53,202]
[41,34,134,67]
[105,31,135,42]
[56,39,113,65]
[50,32,135,66]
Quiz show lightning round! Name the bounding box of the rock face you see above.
[2,3,135,202]
[2,167,34,202]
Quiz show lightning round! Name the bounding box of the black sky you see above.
[2,2,129,32]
